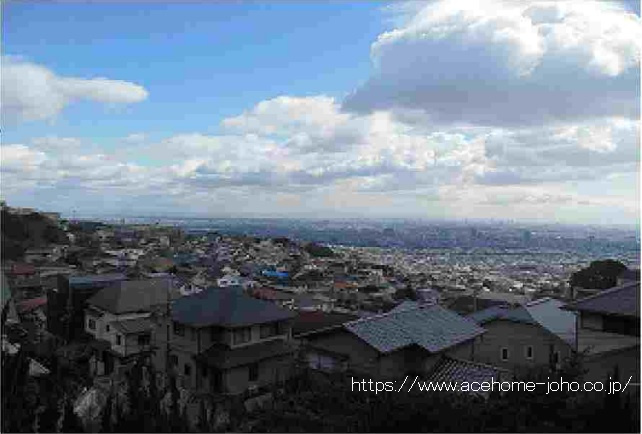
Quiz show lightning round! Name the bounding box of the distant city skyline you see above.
[1,1,640,225]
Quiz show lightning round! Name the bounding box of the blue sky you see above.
[1,1,640,224]
[3,2,383,141]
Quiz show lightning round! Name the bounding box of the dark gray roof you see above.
[427,356,507,385]
[69,274,127,289]
[564,282,640,318]
[344,304,485,354]
[525,298,576,346]
[111,317,153,335]
[467,305,537,325]
[292,311,358,337]
[87,278,178,314]
[197,339,295,369]
[172,287,296,327]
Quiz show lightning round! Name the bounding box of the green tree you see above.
[570,259,627,290]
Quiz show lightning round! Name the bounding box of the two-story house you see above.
[301,302,488,379]
[563,282,640,384]
[152,287,296,396]
[468,298,576,376]
[84,278,179,377]
[48,274,127,341]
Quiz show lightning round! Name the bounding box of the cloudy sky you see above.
[2,1,640,224]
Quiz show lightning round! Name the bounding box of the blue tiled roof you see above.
[172,287,296,327]
[344,304,484,354]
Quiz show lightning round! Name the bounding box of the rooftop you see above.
[344,304,485,354]
[87,278,178,314]
[292,311,358,337]
[564,282,639,318]
[172,287,296,328]
[427,356,509,386]
[197,339,295,369]
[68,273,127,289]
[111,317,153,335]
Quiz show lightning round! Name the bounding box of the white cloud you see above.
[31,136,83,151]
[344,0,640,127]
[1,93,638,222]
[1,57,148,124]
[1,144,47,173]
[122,133,147,144]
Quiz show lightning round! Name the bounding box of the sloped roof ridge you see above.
[344,302,430,326]
[566,281,639,306]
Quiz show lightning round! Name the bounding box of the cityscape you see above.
[1,1,640,433]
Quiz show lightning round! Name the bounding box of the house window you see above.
[88,318,96,330]
[138,333,151,346]
[233,327,252,345]
[525,346,534,360]
[500,347,509,361]
[116,335,122,346]
[248,363,259,382]
[260,322,279,338]
[184,363,192,376]
[173,322,185,336]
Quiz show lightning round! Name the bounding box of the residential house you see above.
[47,274,127,341]
[84,278,180,377]
[301,303,485,379]
[152,287,296,396]
[468,298,576,376]
[563,282,640,384]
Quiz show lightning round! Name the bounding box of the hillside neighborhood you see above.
[1,205,640,431]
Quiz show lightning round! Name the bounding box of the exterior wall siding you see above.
[473,320,572,376]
